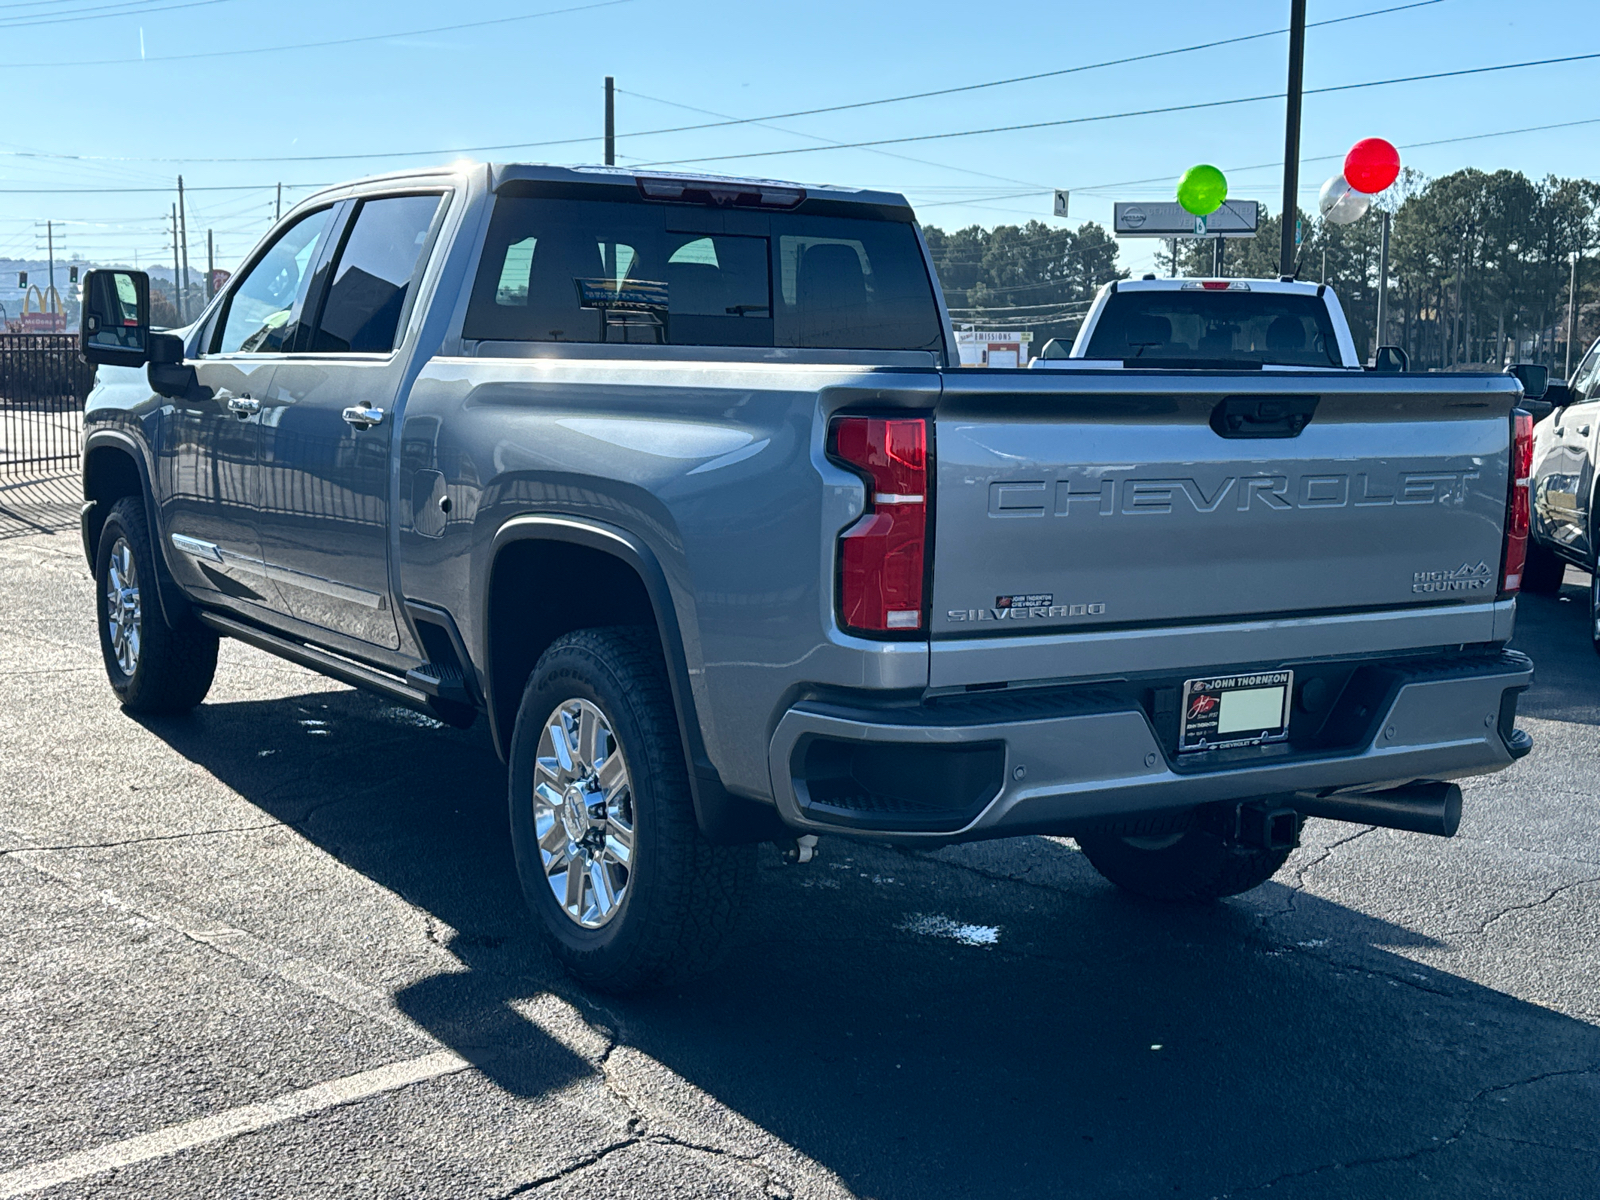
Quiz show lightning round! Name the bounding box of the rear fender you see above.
[483,514,789,845]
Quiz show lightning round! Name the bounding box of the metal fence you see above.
[0,334,94,479]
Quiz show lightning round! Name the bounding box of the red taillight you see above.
[1501,410,1534,595]
[1200,280,1230,290]
[830,416,929,633]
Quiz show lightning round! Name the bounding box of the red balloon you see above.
[1344,138,1401,194]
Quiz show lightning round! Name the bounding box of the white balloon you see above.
[1319,174,1371,225]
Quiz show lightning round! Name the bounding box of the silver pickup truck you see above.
[78,163,1535,992]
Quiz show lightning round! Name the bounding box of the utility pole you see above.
[207,229,215,302]
[1376,209,1392,350]
[1212,236,1224,277]
[275,182,282,222]
[1279,0,1307,278]
[177,176,191,323]
[171,204,181,324]
[46,220,56,313]
[1567,251,1580,379]
[604,76,615,166]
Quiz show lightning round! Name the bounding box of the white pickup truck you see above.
[1035,277,1364,371]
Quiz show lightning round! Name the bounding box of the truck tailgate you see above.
[931,372,1518,636]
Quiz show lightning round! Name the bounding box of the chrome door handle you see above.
[224,394,259,417]
[342,405,385,429]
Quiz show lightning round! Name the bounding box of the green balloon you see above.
[1177,164,1228,216]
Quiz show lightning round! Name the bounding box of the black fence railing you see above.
[0,334,94,479]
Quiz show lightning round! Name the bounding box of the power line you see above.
[638,51,1600,168]
[0,0,1434,161]
[611,1,1443,143]
[0,182,324,194]
[915,115,1600,218]
[0,0,236,29]
[618,88,1048,191]
[0,0,638,67]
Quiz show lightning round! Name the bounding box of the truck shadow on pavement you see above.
[135,685,1600,1199]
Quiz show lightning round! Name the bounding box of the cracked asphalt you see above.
[2,478,1598,1198]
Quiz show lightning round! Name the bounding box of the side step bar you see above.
[1293,780,1463,837]
[196,611,436,715]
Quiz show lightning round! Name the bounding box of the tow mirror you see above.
[1509,362,1548,400]
[80,269,150,367]
[1372,345,1408,373]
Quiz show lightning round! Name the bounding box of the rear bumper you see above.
[767,650,1534,843]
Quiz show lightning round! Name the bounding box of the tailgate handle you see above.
[1210,395,1319,439]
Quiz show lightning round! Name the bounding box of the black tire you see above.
[507,626,755,993]
[95,496,218,714]
[1077,816,1294,902]
[1590,556,1600,656]
[1521,540,1567,596]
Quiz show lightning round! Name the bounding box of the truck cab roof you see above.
[299,161,916,221]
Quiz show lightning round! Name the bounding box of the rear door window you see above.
[464,196,942,352]
[310,193,444,354]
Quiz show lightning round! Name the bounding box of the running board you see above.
[196,611,435,714]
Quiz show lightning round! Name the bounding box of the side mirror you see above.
[1542,381,1574,409]
[1509,362,1548,400]
[80,269,150,367]
[1372,345,1409,373]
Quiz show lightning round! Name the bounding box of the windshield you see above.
[1083,291,1342,368]
[463,196,945,353]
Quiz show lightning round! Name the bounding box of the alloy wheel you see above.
[532,698,635,929]
[105,536,142,677]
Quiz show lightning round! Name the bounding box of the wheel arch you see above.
[81,430,191,629]
[482,514,789,846]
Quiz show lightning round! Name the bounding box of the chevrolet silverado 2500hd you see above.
[78,163,1535,992]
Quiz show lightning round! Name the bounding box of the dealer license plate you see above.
[1179,671,1293,753]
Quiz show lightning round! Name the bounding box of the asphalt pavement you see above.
[2,475,1598,1199]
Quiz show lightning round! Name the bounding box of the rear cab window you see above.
[1084,290,1343,368]
[463,193,944,354]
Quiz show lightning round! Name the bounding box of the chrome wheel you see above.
[104,536,142,677]
[532,698,635,929]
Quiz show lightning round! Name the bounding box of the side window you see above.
[1569,340,1600,401]
[214,208,335,354]
[311,194,444,354]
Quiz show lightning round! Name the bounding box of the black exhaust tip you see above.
[1293,780,1463,837]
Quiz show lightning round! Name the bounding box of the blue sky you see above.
[0,0,1593,278]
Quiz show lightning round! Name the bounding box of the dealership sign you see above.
[1114,200,1260,238]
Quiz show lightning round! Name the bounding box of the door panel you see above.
[162,203,343,619]
[257,359,400,646]
[157,360,277,613]
[253,192,447,649]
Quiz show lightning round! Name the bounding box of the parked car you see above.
[1526,335,1600,652]
[78,163,1536,993]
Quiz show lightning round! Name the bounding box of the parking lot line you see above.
[0,1050,469,1198]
